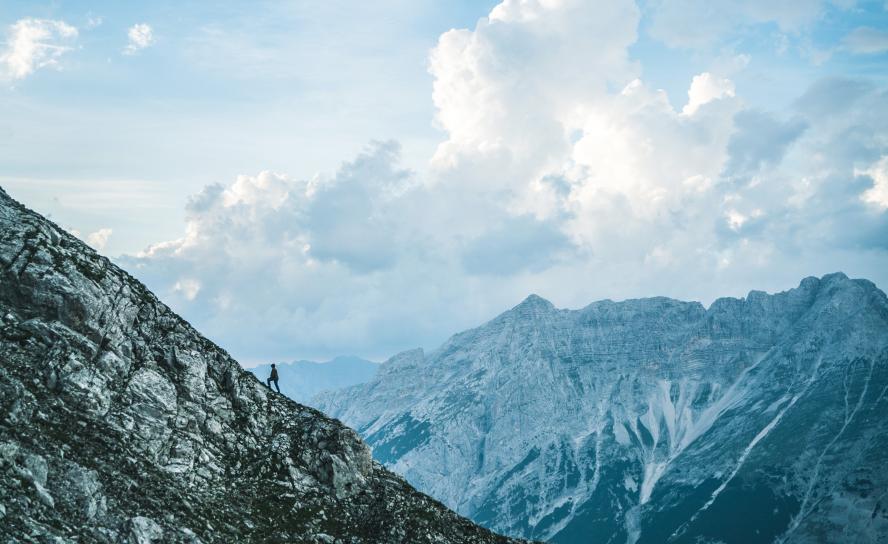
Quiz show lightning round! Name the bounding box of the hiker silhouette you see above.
[266,364,280,393]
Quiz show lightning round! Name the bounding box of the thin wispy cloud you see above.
[85,15,103,30]
[646,0,834,49]
[0,18,77,80]
[842,26,888,54]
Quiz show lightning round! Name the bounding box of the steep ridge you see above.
[318,276,888,543]
[0,186,530,544]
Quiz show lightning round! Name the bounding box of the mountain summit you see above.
[513,294,556,313]
[0,187,529,543]
[318,273,888,543]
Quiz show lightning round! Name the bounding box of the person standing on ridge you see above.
[266,364,280,393]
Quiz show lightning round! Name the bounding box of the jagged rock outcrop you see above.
[0,186,530,544]
[318,276,888,543]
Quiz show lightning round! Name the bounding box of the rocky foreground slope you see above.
[318,275,888,543]
[0,186,529,543]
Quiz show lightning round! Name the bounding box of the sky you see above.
[2,1,888,365]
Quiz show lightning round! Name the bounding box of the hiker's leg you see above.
[274,379,280,393]
[266,377,271,388]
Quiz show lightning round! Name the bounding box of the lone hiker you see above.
[266,364,280,393]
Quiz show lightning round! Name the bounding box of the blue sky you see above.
[1,0,501,251]
[2,1,888,364]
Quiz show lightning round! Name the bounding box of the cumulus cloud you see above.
[461,215,572,276]
[304,141,413,271]
[122,143,429,360]
[87,228,113,250]
[429,0,639,177]
[858,157,888,209]
[0,18,78,80]
[724,110,808,177]
[842,27,888,54]
[794,77,873,118]
[742,78,888,253]
[124,23,154,55]
[124,0,888,363]
[682,72,736,115]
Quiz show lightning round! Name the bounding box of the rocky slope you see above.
[318,276,888,543]
[0,186,530,544]
[248,357,379,408]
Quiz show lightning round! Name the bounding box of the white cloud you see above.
[123,0,888,363]
[0,18,78,80]
[174,279,201,301]
[86,228,113,250]
[429,0,639,170]
[682,72,736,115]
[124,23,154,55]
[123,143,439,360]
[726,209,748,231]
[842,27,888,54]
[858,157,888,209]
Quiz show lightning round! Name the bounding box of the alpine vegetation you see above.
[0,187,531,543]
[318,275,888,543]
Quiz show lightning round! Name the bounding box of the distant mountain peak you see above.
[513,293,555,313]
[820,270,849,282]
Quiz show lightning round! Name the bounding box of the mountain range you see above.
[318,275,888,543]
[5,179,886,543]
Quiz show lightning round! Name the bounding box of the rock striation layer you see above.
[318,277,888,543]
[0,186,529,544]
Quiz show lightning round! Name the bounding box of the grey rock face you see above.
[0,186,529,543]
[318,276,888,543]
[126,516,164,544]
